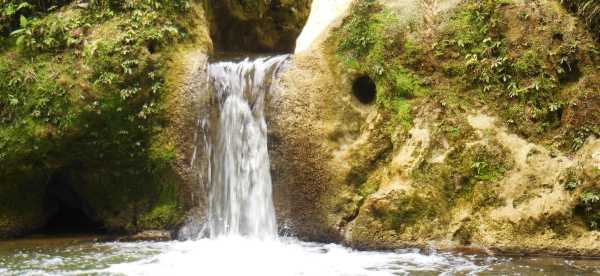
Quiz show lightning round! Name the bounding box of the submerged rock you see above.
[121,230,173,242]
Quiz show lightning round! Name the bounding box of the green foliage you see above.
[434,0,597,144]
[0,0,195,234]
[460,144,510,190]
[513,50,541,77]
[335,0,429,131]
[358,179,379,198]
[471,161,500,181]
[563,169,582,191]
[88,0,191,13]
[337,0,381,61]
[1,0,71,36]
[565,177,581,191]
[578,190,600,230]
[413,142,512,208]
[10,14,83,54]
[440,0,512,94]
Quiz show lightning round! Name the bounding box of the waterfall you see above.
[203,55,290,239]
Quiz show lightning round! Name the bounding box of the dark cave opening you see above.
[352,75,377,105]
[40,171,104,235]
[43,200,104,235]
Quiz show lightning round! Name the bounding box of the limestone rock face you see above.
[268,0,600,256]
[268,51,357,241]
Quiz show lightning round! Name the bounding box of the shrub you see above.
[0,0,72,36]
[10,15,82,53]
[578,190,600,230]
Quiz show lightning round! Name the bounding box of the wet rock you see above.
[122,231,173,242]
[206,0,311,52]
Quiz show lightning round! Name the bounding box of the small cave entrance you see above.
[40,170,104,235]
[352,75,377,105]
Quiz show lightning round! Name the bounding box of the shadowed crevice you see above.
[206,0,312,53]
[40,169,104,235]
[352,75,376,105]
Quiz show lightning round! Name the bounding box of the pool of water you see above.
[1,235,600,275]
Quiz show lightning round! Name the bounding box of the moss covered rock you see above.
[0,0,212,238]
[269,0,600,256]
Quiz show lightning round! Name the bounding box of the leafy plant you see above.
[563,169,582,191]
[335,0,429,132]
[1,0,71,35]
[578,191,600,230]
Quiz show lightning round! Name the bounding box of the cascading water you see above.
[2,55,597,275]
[205,55,288,239]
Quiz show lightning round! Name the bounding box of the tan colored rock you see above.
[268,0,600,256]
[582,139,600,181]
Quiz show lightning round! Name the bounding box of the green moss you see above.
[0,0,200,237]
[417,0,600,150]
[139,204,180,229]
[371,190,444,233]
[334,0,430,133]
[413,141,512,209]
[139,173,184,229]
[514,50,542,77]
[390,98,413,131]
[359,179,379,198]
[0,168,48,236]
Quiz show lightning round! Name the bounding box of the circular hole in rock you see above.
[352,75,376,104]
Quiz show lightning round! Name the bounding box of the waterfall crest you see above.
[204,55,289,239]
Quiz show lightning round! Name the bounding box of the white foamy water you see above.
[3,237,599,275]
[105,237,485,276]
[204,55,289,239]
